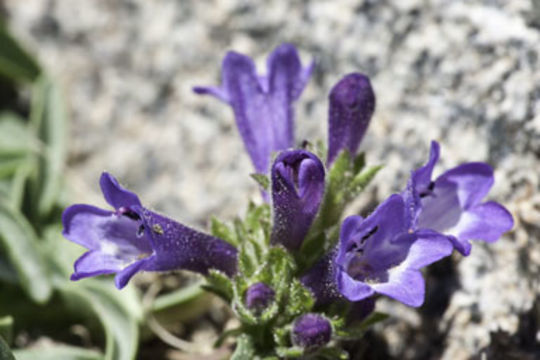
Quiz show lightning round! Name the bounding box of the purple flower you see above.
[62,172,237,289]
[291,314,332,350]
[244,282,275,313]
[193,43,313,174]
[270,149,325,251]
[303,194,452,307]
[327,73,375,165]
[407,141,514,255]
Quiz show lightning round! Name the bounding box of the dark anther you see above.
[120,208,141,221]
[360,226,379,244]
[137,225,145,237]
[419,181,435,198]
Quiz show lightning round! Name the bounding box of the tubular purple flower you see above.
[291,314,332,350]
[303,194,453,307]
[62,172,238,289]
[270,149,325,251]
[407,141,514,255]
[244,282,275,313]
[327,73,375,165]
[193,43,314,174]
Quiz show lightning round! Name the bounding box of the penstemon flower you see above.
[327,73,375,165]
[62,172,237,289]
[270,149,325,251]
[194,43,313,174]
[406,141,514,255]
[62,44,514,359]
[302,194,453,307]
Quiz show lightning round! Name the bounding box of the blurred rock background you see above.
[2,0,539,358]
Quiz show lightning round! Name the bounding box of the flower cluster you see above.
[62,44,513,358]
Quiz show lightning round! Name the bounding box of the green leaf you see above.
[347,165,383,198]
[283,279,314,320]
[334,311,388,340]
[210,217,238,246]
[202,269,234,301]
[29,76,68,217]
[13,345,102,360]
[151,280,205,312]
[59,280,140,360]
[0,201,52,303]
[0,21,41,83]
[250,173,270,191]
[231,334,255,360]
[0,317,13,345]
[0,335,15,360]
[275,346,303,358]
[0,112,39,156]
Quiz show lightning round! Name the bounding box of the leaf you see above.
[59,280,140,360]
[202,269,234,302]
[210,217,238,246]
[0,201,52,303]
[0,317,13,345]
[283,279,314,320]
[347,165,383,198]
[250,173,270,191]
[334,312,388,340]
[0,21,41,83]
[13,345,102,360]
[230,334,255,360]
[0,112,40,156]
[0,335,15,360]
[151,280,205,312]
[30,76,68,217]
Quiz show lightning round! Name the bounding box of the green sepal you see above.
[250,173,270,191]
[201,269,234,302]
[231,334,256,360]
[275,346,304,358]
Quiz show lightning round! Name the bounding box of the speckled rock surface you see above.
[3,0,539,358]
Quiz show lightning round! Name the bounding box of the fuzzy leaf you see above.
[202,269,234,302]
[250,173,270,191]
[347,165,383,198]
[231,335,255,360]
[210,216,238,246]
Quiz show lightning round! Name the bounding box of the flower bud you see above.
[291,314,332,350]
[244,282,275,314]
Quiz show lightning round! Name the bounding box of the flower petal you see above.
[62,204,152,255]
[100,172,142,209]
[193,44,312,174]
[115,258,152,289]
[336,269,375,302]
[327,73,375,164]
[402,229,453,269]
[412,141,440,193]
[446,201,513,255]
[371,267,425,307]
[436,162,494,209]
[71,250,126,281]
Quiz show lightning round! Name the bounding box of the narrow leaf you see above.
[250,173,270,191]
[0,201,52,303]
[13,345,102,360]
[30,76,68,217]
[0,21,41,83]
